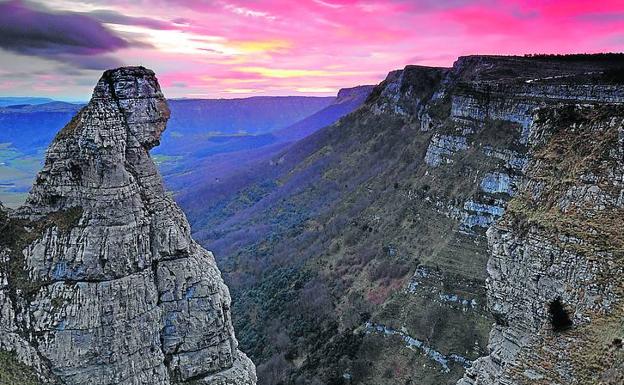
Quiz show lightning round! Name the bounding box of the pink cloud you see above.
[2,0,624,99]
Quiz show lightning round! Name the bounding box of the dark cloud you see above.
[87,9,178,30]
[0,0,128,67]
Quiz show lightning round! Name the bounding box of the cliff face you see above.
[459,106,624,385]
[0,67,256,385]
[175,55,624,384]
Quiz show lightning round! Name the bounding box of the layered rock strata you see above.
[0,67,256,385]
[458,104,624,385]
[363,55,624,384]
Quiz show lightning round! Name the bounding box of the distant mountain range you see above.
[160,85,374,195]
[0,88,373,207]
[166,96,335,136]
[273,86,375,142]
[0,97,57,107]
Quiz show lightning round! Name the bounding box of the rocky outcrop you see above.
[338,56,624,383]
[459,104,624,385]
[0,67,256,385]
[335,85,376,104]
[424,134,469,166]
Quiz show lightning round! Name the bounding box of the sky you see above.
[1,0,624,100]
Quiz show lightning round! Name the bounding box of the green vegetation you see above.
[0,205,83,297]
[0,351,40,385]
[351,334,467,385]
[202,70,541,384]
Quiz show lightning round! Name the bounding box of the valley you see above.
[0,92,368,207]
[173,54,624,385]
[2,1,624,384]
[1,54,624,385]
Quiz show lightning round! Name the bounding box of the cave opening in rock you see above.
[549,298,573,331]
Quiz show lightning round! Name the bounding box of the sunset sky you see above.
[1,0,624,100]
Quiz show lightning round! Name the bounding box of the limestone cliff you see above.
[0,67,256,385]
[459,105,624,385]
